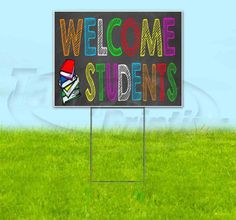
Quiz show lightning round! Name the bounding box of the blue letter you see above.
[84,18,96,56]
[132,62,142,101]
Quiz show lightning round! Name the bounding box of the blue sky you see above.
[0,0,235,128]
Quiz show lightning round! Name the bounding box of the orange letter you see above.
[60,19,83,56]
[142,64,157,101]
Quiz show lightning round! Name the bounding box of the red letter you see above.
[157,63,167,102]
[121,18,140,56]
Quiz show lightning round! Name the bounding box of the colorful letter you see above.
[157,63,167,102]
[60,19,83,56]
[163,18,176,56]
[96,63,105,101]
[118,64,131,101]
[167,63,177,102]
[85,62,96,101]
[107,18,122,56]
[106,63,118,101]
[84,18,96,56]
[142,64,157,102]
[97,19,108,56]
[140,19,163,57]
[121,18,140,57]
[132,62,142,101]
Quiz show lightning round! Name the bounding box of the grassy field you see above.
[0,129,236,219]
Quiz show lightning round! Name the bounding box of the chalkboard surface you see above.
[54,12,182,107]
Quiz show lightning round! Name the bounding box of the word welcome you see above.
[60,17,176,57]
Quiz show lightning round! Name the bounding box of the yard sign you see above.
[54,12,182,107]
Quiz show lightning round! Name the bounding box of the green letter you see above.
[107,18,122,56]
[96,63,105,101]
[167,63,177,102]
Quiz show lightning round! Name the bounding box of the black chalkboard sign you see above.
[54,12,182,107]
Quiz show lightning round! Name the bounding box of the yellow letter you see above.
[140,19,163,57]
[85,62,96,102]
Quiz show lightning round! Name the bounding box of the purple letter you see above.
[163,17,176,56]
[106,63,118,101]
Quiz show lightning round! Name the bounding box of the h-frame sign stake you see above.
[89,107,146,183]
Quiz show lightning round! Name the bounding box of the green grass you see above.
[92,129,144,181]
[0,129,236,219]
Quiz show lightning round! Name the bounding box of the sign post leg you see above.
[90,107,146,183]
[143,107,146,182]
[90,107,93,182]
